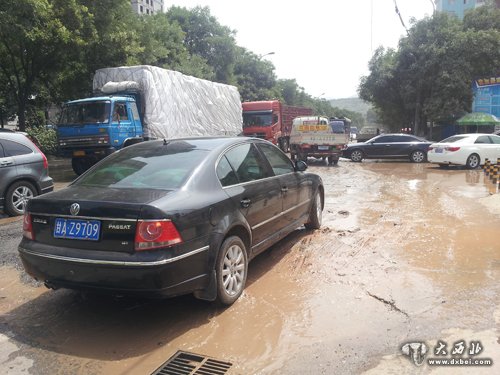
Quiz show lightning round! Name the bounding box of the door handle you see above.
[281,186,289,193]
[240,198,252,208]
[0,160,13,166]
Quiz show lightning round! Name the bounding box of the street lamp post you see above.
[258,52,275,59]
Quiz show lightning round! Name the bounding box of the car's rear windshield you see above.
[440,135,468,143]
[75,143,209,190]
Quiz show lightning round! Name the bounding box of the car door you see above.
[256,143,308,228]
[487,135,500,162]
[366,135,395,157]
[217,143,282,249]
[112,102,133,147]
[474,135,495,162]
[0,140,18,204]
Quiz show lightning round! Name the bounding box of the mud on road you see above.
[1,159,499,374]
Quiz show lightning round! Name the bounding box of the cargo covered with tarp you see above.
[93,65,242,139]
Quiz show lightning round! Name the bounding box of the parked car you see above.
[428,133,500,169]
[0,132,53,216]
[342,134,432,163]
[18,137,324,305]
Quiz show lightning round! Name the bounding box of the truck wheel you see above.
[5,181,37,216]
[328,156,338,165]
[215,236,248,306]
[72,158,91,175]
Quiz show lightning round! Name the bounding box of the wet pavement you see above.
[0,158,499,374]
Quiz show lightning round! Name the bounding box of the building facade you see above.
[131,0,164,15]
[435,0,484,19]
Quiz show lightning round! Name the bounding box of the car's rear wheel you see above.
[410,150,426,163]
[466,153,480,169]
[305,190,323,230]
[215,236,248,306]
[350,149,363,162]
[5,180,37,216]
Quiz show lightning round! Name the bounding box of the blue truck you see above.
[57,65,243,175]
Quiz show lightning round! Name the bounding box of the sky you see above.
[167,0,435,99]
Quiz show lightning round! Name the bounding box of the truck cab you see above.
[57,96,143,175]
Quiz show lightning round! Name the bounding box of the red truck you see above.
[242,100,313,151]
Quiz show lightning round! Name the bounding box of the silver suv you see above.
[0,132,54,216]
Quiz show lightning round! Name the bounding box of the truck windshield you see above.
[59,101,111,126]
[243,112,273,128]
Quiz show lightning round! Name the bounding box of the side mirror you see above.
[295,160,308,172]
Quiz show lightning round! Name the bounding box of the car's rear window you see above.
[75,143,209,190]
[440,135,468,143]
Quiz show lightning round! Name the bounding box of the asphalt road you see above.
[0,159,499,374]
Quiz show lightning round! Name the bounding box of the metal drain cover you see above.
[151,350,233,375]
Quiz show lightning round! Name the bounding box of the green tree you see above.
[166,6,237,84]
[0,0,91,130]
[234,48,277,101]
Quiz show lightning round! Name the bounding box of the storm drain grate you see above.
[151,350,233,375]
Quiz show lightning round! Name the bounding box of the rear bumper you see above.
[39,177,54,195]
[428,152,466,165]
[18,243,210,298]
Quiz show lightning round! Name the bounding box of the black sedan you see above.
[18,137,323,305]
[342,134,432,163]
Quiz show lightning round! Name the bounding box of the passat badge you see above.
[70,203,80,216]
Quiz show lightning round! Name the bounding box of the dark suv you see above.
[0,132,54,216]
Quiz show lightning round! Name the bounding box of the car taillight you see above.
[134,220,182,251]
[30,141,48,169]
[23,212,35,240]
[446,146,460,152]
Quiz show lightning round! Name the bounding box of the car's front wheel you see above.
[5,180,37,216]
[305,190,323,230]
[410,150,426,163]
[350,149,363,162]
[215,236,248,306]
[466,153,480,169]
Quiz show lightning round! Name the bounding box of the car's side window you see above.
[216,155,239,187]
[400,136,418,142]
[475,136,491,144]
[257,143,294,176]
[373,136,391,143]
[224,143,269,183]
[2,139,32,156]
[488,136,500,144]
[0,141,5,158]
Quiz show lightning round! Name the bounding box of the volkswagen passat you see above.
[18,137,323,305]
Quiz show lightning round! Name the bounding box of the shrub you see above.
[26,126,58,155]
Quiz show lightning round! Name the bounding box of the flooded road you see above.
[1,159,499,374]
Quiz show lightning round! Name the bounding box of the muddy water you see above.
[1,160,499,374]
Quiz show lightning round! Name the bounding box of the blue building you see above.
[472,77,500,118]
[434,0,486,19]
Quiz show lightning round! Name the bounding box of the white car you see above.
[427,133,500,169]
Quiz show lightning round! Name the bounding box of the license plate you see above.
[317,146,329,150]
[436,148,443,153]
[73,150,85,157]
[54,218,101,241]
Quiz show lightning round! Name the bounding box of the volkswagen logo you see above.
[70,203,80,216]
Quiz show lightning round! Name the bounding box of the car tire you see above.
[350,149,363,162]
[215,236,248,306]
[410,150,426,163]
[466,153,480,169]
[305,190,323,230]
[5,180,37,216]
